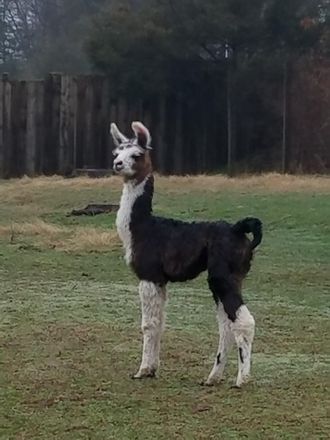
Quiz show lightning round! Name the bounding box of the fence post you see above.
[281,60,288,174]
[1,74,11,178]
[84,76,94,168]
[59,75,77,174]
[109,98,118,166]
[0,75,4,178]
[26,81,37,175]
[226,61,233,176]
[156,96,166,174]
[43,73,61,174]
[173,94,183,174]
[36,81,45,173]
[100,78,111,168]
[10,79,27,177]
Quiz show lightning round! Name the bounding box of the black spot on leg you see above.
[239,347,244,363]
[216,353,221,365]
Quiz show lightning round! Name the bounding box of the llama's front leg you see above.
[230,305,255,387]
[133,281,167,379]
[205,305,234,386]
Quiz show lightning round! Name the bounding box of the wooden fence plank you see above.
[199,90,208,173]
[43,73,61,174]
[173,94,183,174]
[9,79,18,176]
[93,76,104,168]
[109,99,118,167]
[163,94,175,174]
[155,96,166,174]
[59,75,76,174]
[2,74,11,178]
[10,80,27,177]
[84,77,94,168]
[36,81,45,173]
[99,77,111,168]
[75,75,87,169]
[0,77,4,178]
[26,81,38,175]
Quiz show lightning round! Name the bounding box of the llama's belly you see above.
[163,248,208,282]
[131,259,165,284]
[130,257,206,284]
[129,236,207,283]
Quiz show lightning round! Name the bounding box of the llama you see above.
[111,121,262,387]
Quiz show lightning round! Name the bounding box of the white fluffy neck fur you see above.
[116,177,148,264]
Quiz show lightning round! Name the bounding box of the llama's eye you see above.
[132,154,141,160]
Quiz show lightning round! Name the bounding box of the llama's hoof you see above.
[200,377,225,386]
[233,375,250,388]
[131,368,156,379]
[230,384,242,390]
[200,380,215,387]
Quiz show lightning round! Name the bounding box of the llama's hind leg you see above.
[230,305,255,387]
[208,270,254,387]
[133,281,167,379]
[205,304,234,386]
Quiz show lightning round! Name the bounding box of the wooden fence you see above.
[0,67,329,178]
[0,73,230,178]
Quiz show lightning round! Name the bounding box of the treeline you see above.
[1,1,330,172]
[0,0,106,76]
[2,1,328,84]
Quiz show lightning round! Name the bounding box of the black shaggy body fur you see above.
[130,176,262,321]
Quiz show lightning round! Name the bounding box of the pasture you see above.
[0,174,329,439]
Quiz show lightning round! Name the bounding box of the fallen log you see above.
[69,204,119,216]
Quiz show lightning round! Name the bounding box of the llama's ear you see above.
[132,121,152,150]
[110,123,128,148]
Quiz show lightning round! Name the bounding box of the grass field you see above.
[0,174,329,440]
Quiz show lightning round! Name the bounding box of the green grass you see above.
[0,175,329,439]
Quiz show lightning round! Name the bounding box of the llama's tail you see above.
[232,217,263,250]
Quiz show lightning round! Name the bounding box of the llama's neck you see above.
[116,175,154,264]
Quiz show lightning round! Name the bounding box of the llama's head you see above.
[111,121,152,180]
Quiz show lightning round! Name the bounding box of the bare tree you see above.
[0,0,106,74]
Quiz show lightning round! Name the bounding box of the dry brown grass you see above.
[0,219,120,253]
[0,175,121,205]
[55,227,121,253]
[0,174,121,194]
[162,173,330,192]
[0,173,329,199]
[0,173,328,252]
[0,219,64,240]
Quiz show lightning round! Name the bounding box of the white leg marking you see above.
[230,305,255,387]
[134,281,167,378]
[205,304,234,385]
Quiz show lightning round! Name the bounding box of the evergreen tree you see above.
[86,0,328,95]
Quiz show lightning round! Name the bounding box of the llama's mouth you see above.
[113,166,136,179]
[114,163,124,173]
